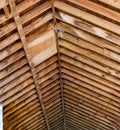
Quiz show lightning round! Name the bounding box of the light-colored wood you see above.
[3,6,9,18]
[54,1,120,35]
[98,0,120,10]
[1,0,120,130]
[67,0,120,22]
[28,30,57,66]
[0,0,8,9]
[56,12,120,46]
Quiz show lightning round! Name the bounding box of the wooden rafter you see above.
[8,0,50,130]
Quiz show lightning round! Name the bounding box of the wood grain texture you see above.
[1,0,120,130]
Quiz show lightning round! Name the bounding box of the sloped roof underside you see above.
[0,0,120,130]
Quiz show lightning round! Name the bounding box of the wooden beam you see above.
[8,0,50,130]
[3,5,9,18]
[51,0,57,26]
[54,29,66,130]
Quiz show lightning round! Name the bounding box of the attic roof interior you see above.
[0,0,120,130]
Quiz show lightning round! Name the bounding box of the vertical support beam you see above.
[51,0,57,26]
[0,103,3,130]
[3,6,9,18]
[8,1,50,130]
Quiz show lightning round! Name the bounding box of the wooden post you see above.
[3,6,9,18]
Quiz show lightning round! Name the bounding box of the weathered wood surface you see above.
[1,0,120,130]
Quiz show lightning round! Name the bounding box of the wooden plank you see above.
[23,116,45,130]
[59,32,120,64]
[42,85,60,99]
[0,22,16,39]
[45,100,61,114]
[0,42,23,61]
[65,94,116,125]
[63,78,120,113]
[16,0,40,13]
[21,1,51,25]
[62,67,120,101]
[57,22,120,54]
[59,40,120,74]
[65,102,115,129]
[64,83,120,121]
[0,71,31,96]
[26,119,45,130]
[3,84,35,107]
[4,92,37,116]
[8,110,41,129]
[0,58,27,80]
[6,105,40,125]
[56,12,120,46]
[0,65,30,88]
[66,0,120,23]
[65,95,120,128]
[64,92,118,123]
[0,50,25,71]
[4,99,38,119]
[42,80,60,95]
[61,55,120,91]
[97,0,120,10]
[35,55,58,73]
[0,33,19,50]
[2,78,33,101]
[60,47,120,80]
[61,66,120,107]
[38,68,59,84]
[37,62,58,78]
[65,113,110,130]
[40,74,59,90]
[45,98,61,110]
[28,30,57,66]
[24,12,53,35]
[43,91,61,105]
[54,1,120,35]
